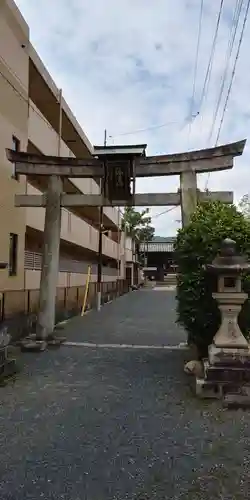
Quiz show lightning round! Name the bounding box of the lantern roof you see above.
[207,238,250,274]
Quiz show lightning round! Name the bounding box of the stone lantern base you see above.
[196,346,250,407]
[196,293,250,407]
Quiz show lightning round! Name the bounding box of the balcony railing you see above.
[24,251,117,276]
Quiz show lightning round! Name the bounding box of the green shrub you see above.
[174,200,250,357]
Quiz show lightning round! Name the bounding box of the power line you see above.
[190,0,204,114]
[187,0,204,147]
[121,205,178,221]
[151,206,178,219]
[204,0,245,190]
[198,0,225,114]
[109,119,185,140]
[208,0,244,144]
[215,0,250,145]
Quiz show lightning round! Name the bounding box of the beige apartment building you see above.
[0,0,135,316]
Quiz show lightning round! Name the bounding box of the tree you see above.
[238,193,250,219]
[121,207,155,242]
[174,200,250,357]
[138,225,155,242]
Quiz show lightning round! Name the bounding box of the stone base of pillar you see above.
[19,333,66,352]
[20,339,47,352]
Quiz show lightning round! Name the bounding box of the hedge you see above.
[174,200,250,357]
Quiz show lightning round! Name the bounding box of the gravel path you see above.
[58,288,186,347]
[0,289,250,499]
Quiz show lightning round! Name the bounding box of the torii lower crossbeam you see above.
[15,191,234,207]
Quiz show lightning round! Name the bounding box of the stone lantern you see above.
[196,238,250,407]
[207,238,250,352]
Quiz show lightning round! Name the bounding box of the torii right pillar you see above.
[180,170,197,227]
[178,140,247,227]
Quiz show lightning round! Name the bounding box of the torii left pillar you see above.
[36,175,62,339]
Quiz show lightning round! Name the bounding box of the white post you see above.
[96,129,106,311]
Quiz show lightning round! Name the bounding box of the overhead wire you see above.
[214,0,250,145]
[207,0,244,145]
[188,0,224,189]
[108,117,189,141]
[204,0,244,190]
[198,0,225,115]
[205,0,244,190]
[151,206,178,219]
[187,0,204,148]
[109,121,176,139]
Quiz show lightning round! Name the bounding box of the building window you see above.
[9,233,18,276]
[11,136,20,181]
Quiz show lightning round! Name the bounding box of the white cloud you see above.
[15,0,250,235]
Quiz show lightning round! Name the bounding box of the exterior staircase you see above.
[163,273,177,287]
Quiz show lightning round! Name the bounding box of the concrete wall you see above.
[25,269,117,289]
[0,0,29,290]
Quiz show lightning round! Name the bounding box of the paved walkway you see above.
[0,289,250,499]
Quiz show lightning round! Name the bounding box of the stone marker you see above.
[0,327,18,383]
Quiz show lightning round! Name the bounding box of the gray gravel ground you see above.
[0,289,250,499]
[58,288,186,346]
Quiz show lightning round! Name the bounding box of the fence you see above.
[1,279,129,321]
[0,279,130,341]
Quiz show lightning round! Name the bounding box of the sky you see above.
[15,0,250,236]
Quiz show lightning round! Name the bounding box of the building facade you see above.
[0,0,134,315]
[140,237,176,281]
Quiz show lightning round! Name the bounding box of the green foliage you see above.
[121,207,155,242]
[238,193,250,219]
[174,200,250,357]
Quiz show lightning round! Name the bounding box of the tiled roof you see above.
[152,236,176,243]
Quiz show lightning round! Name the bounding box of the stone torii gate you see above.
[6,139,245,341]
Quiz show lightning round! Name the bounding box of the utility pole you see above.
[117,208,121,282]
[96,129,107,311]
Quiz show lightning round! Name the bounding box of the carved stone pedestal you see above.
[212,292,248,349]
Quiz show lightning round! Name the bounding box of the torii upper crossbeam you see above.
[6,139,246,177]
